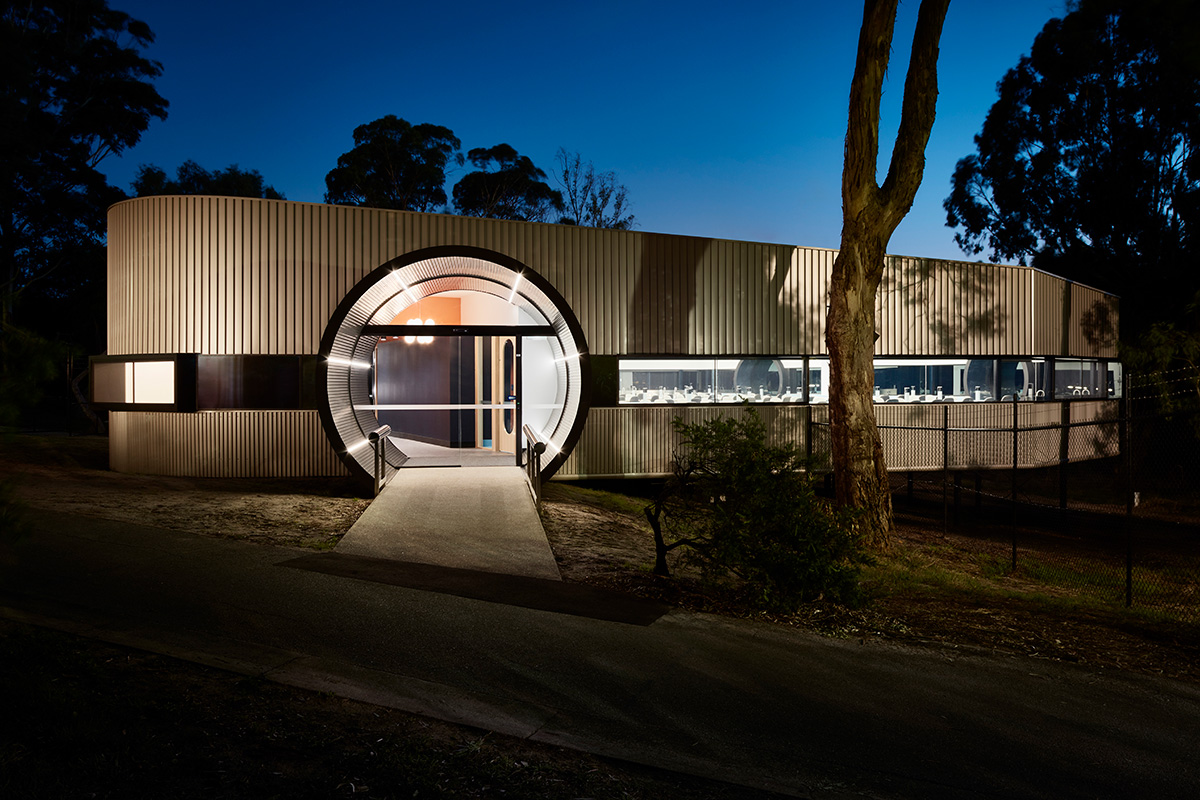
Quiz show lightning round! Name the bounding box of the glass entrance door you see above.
[371,333,517,468]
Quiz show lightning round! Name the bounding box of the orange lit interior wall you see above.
[387,297,461,326]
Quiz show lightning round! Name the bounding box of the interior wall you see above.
[375,338,475,447]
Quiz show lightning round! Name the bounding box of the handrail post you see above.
[521,424,547,508]
[368,424,392,497]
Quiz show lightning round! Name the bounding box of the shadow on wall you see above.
[767,243,824,352]
[881,256,1008,353]
[1081,297,1119,353]
[628,235,820,355]
[629,233,710,354]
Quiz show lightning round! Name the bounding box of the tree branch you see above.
[842,0,900,221]
[880,0,951,232]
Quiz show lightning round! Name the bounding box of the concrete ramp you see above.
[336,467,561,581]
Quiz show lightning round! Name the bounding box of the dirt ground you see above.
[0,435,369,550]
[4,433,1200,685]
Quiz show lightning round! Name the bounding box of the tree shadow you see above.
[879,256,1007,353]
[1080,296,1119,352]
[628,233,710,354]
[627,236,825,355]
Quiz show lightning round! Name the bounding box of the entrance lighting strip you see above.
[356,403,566,411]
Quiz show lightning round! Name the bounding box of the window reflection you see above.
[617,356,1118,405]
[1054,358,1107,398]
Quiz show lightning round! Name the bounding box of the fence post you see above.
[1012,395,1019,570]
[942,403,949,536]
[1121,393,1133,607]
[805,405,813,464]
[1059,401,1071,510]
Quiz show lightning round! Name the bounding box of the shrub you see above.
[645,408,868,610]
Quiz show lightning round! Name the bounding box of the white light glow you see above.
[132,361,175,404]
[391,270,417,304]
[346,439,370,454]
[508,273,522,304]
[327,356,371,370]
[404,317,434,344]
[554,352,579,363]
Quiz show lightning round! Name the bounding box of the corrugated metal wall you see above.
[106,196,1121,478]
[110,410,347,477]
[877,257,1035,356]
[556,401,1118,478]
[558,405,812,478]
[110,196,1113,360]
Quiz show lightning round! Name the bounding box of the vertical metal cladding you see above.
[106,196,1121,479]
[107,196,1110,360]
[557,405,811,479]
[559,401,1118,479]
[109,411,346,477]
[876,257,1034,356]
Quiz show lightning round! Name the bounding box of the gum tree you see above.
[826,0,950,546]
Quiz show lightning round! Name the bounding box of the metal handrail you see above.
[369,424,392,497]
[521,424,547,508]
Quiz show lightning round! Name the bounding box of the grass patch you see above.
[542,480,654,519]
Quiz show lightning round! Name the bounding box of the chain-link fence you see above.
[812,380,1200,624]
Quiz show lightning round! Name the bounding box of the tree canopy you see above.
[944,0,1200,339]
[132,160,284,199]
[553,148,636,230]
[452,144,563,223]
[324,115,462,212]
[1,0,168,328]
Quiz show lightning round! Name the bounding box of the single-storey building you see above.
[92,195,1121,484]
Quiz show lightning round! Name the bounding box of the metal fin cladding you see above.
[317,247,590,481]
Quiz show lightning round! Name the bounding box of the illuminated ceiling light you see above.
[418,318,435,344]
[327,356,371,370]
[405,317,434,344]
[508,273,522,304]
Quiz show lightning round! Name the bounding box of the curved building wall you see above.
[105,195,1121,478]
[109,196,1119,361]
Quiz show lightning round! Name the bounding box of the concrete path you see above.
[336,466,561,581]
[4,511,1200,798]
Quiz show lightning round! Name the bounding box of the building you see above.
[92,195,1121,483]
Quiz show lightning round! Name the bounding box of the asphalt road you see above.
[3,510,1199,798]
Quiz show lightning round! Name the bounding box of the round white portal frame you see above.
[317,246,591,482]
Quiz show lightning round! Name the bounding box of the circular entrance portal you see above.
[317,246,590,481]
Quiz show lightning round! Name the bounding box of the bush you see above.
[645,408,869,610]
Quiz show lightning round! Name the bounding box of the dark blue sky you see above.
[99,1,1068,261]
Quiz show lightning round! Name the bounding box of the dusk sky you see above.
[99,1,1069,262]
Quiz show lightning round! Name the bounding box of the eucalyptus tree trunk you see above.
[827,0,950,547]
